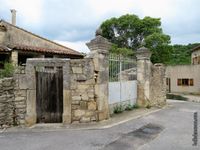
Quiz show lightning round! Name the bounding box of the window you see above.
[177,78,194,86]
[177,79,182,86]
[189,79,194,86]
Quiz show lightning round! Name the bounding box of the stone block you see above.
[84,79,95,85]
[80,117,90,123]
[85,111,95,117]
[98,111,109,121]
[72,96,81,101]
[15,96,25,101]
[80,101,87,109]
[81,94,89,101]
[88,92,94,99]
[91,116,97,121]
[88,101,97,110]
[74,110,86,118]
[77,84,89,90]
[72,67,83,74]
[2,78,13,87]
[71,100,80,105]
[77,74,87,81]
[70,82,77,90]
[14,90,26,97]
[71,105,80,110]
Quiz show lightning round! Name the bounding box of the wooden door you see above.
[36,68,63,123]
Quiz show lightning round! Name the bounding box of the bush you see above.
[113,104,124,114]
[0,62,15,78]
[132,104,140,109]
[125,104,133,111]
[166,94,188,101]
[125,103,140,111]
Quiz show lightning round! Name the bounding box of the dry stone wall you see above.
[0,76,27,128]
[0,78,15,128]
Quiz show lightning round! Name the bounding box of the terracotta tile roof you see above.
[192,45,200,52]
[0,20,83,57]
[9,44,82,56]
[0,45,11,52]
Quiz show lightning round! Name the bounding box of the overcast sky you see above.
[0,0,200,53]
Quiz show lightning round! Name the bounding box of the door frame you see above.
[24,59,71,126]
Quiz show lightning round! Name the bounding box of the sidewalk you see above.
[2,106,166,133]
[181,94,200,103]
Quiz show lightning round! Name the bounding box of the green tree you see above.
[145,33,172,64]
[100,14,172,64]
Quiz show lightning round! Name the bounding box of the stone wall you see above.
[150,64,166,106]
[0,78,15,128]
[14,73,27,125]
[70,59,98,123]
[0,76,27,128]
[136,47,166,107]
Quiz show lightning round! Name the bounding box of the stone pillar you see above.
[86,33,112,121]
[62,61,71,124]
[11,50,18,66]
[24,61,36,126]
[136,47,152,107]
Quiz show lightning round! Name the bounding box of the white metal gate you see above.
[109,54,137,107]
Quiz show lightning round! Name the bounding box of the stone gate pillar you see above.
[136,47,152,107]
[86,32,112,121]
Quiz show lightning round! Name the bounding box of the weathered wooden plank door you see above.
[36,68,63,123]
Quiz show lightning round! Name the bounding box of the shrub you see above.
[132,104,140,109]
[166,94,188,101]
[113,104,124,114]
[125,104,133,111]
[0,62,15,78]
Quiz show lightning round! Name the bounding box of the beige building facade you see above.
[166,45,200,94]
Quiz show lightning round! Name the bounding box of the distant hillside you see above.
[168,43,200,65]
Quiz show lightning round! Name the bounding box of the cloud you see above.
[0,0,44,26]
[0,0,200,46]
[55,40,90,53]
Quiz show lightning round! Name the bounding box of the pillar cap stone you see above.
[136,47,152,60]
[86,35,112,53]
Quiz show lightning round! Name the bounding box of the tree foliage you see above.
[100,14,172,64]
[100,14,199,65]
[168,43,200,65]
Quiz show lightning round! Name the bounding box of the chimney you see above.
[10,9,17,25]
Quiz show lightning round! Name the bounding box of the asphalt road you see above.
[0,100,200,150]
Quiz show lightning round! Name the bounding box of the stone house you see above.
[0,10,83,67]
[166,45,200,94]
[191,45,200,65]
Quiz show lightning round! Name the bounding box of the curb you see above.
[2,107,166,133]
